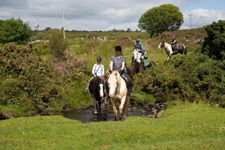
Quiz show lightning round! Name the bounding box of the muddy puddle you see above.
[63,101,166,123]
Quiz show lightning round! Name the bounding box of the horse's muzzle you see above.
[109,94,114,97]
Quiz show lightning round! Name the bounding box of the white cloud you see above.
[0,0,224,31]
[181,9,225,29]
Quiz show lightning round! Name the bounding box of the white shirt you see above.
[92,64,104,76]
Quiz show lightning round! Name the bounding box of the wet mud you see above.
[63,101,167,123]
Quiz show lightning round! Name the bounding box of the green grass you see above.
[0,103,224,150]
[69,44,80,52]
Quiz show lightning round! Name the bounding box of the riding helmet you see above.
[97,57,102,62]
[115,45,122,52]
[136,39,140,43]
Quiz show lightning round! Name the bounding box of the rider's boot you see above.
[85,88,89,93]
[128,86,136,97]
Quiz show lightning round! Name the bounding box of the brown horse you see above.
[89,76,105,114]
[126,66,134,80]
[132,51,156,74]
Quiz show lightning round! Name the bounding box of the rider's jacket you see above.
[110,56,126,71]
[143,53,150,67]
[171,38,176,45]
[134,43,143,50]
[92,64,104,76]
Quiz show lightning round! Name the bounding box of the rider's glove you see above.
[119,70,123,75]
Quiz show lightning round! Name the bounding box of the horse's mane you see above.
[111,71,122,83]
[110,71,122,94]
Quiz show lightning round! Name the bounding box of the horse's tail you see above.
[183,44,187,55]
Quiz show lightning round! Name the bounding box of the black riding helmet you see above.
[97,57,102,62]
[115,45,122,52]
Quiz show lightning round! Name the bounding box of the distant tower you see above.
[62,9,66,39]
[189,14,192,29]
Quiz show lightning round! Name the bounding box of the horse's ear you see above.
[104,71,110,79]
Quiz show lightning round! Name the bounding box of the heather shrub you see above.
[134,52,225,107]
[0,45,91,118]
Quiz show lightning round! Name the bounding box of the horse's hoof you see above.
[93,110,97,115]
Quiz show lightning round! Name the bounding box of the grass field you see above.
[1,103,224,150]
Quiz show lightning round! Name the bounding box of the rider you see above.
[85,57,104,93]
[110,46,135,97]
[171,34,177,52]
[134,39,144,53]
[143,51,150,69]
[134,39,149,68]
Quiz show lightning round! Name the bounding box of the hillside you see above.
[0,27,213,119]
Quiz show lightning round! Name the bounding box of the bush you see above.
[0,45,64,117]
[0,18,32,44]
[0,45,92,118]
[202,20,225,60]
[48,31,69,59]
[134,52,225,107]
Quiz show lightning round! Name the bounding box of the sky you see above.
[0,0,225,31]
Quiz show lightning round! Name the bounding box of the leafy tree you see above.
[138,4,183,37]
[202,20,225,60]
[127,28,131,32]
[0,18,32,43]
[48,31,69,59]
[45,27,51,31]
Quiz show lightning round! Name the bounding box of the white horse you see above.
[158,41,187,61]
[108,71,130,121]
[133,49,144,63]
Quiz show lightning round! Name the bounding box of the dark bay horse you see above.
[158,41,187,61]
[132,50,156,74]
[132,61,156,74]
[89,76,105,114]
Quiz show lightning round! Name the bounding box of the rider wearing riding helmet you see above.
[134,39,145,53]
[85,57,104,93]
[110,46,135,97]
[171,34,177,52]
[134,39,150,68]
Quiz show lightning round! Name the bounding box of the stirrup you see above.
[130,92,136,97]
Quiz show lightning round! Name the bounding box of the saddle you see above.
[121,74,132,89]
[172,44,179,52]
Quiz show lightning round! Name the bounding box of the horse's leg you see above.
[123,96,130,120]
[119,96,126,121]
[92,95,97,114]
[166,55,170,61]
[168,51,172,60]
[141,64,144,72]
[111,99,118,121]
[98,98,101,113]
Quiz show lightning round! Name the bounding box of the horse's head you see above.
[95,77,104,98]
[133,50,138,61]
[108,71,121,98]
[158,41,165,49]
[133,49,142,63]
